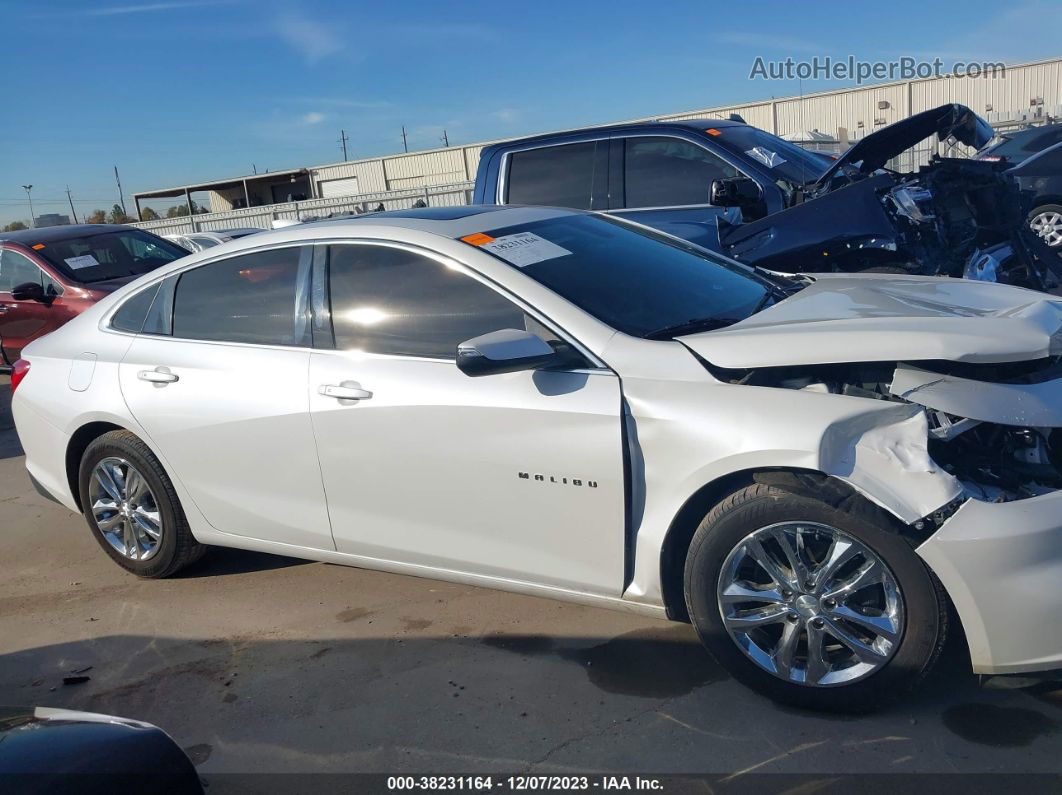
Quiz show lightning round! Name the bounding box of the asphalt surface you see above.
[0,374,1060,787]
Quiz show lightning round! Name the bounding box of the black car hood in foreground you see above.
[0,706,202,794]
[814,103,995,190]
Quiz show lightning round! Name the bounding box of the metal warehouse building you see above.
[133,56,1062,235]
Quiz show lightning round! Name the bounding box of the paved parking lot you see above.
[0,375,1059,785]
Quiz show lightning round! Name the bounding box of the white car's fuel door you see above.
[308,242,626,594]
[118,245,334,550]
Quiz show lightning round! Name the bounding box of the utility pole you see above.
[338,129,350,160]
[114,166,127,217]
[65,186,79,224]
[401,125,408,153]
[441,129,449,147]
[21,185,35,227]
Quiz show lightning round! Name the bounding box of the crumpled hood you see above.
[679,273,1062,368]
[814,103,994,190]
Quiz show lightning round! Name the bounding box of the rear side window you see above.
[172,247,309,346]
[110,283,162,333]
[623,136,738,208]
[327,244,530,359]
[506,142,599,210]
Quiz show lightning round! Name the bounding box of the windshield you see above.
[468,213,777,338]
[33,229,188,283]
[711,126,831,187]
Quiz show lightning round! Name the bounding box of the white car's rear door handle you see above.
[138,367,179,384]
[319,382,373,401]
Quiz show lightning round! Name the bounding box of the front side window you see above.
[506,142,599,210]
[327,244,540,359]
[0,249,43,293]
[623,136,739,208]
[172,246,308,346]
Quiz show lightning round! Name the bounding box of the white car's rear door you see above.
[118,245,334,550]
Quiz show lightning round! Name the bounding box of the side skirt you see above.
[191,525,669,619]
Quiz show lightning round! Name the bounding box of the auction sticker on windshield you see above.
[464,231,570,267]
[64,254,100,270]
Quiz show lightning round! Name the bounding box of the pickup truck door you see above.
[308,241,627,594]
[605,134,751,252]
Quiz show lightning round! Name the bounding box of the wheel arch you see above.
[66,421,127,511]
[658,467,888,621]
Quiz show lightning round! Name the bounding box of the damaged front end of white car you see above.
[677,272,1062,683]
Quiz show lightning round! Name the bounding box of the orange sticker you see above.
[460,233,495,245]
[31,243,45,250]
[705,128,722,136]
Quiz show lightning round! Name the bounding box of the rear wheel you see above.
[78,430,205,578]
[684,482,946,712]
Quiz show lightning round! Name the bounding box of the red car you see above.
[0,224,188,369]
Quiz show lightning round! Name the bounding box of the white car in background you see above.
[165,227,264,253]
[10,206,1062,711]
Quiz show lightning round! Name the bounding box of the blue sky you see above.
[1,0,1060,224]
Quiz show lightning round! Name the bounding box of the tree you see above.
[108,204,133,224]
[85,209,107,224]
[140,207,160,221]
[2,221,28,232]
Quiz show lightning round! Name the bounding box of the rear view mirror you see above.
[710,177,762,209]
[457,329,574,377]
[11,282,53,304]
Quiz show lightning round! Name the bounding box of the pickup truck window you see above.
[623,136,738,208]
[471,213,775,338]
[506,142,598,209]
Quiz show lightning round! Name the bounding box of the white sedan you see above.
[11,206,1062,711]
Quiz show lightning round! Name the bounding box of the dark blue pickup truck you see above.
[471,106,1062,289]
[472,118,833,256]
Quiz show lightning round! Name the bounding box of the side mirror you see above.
[457,329,575,377]
[11,282,53,304]
[710,177,762,209]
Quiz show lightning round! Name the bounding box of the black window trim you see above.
[101,241,314,351]
[311,238,606,369]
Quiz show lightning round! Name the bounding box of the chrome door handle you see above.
[319,381,372,401]
[138,367,179,384]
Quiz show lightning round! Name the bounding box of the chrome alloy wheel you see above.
[717,522,904,687]
[89,457,163,561]
[1030,210,1062,247]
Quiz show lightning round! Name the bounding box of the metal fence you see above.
[133,181,475,236]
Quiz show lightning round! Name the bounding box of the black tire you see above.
[78,430,206,578]
[1028,204,1062,248]
[683,481,946,712]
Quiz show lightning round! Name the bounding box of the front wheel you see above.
[684,482,946,712]
[78,430,206,578]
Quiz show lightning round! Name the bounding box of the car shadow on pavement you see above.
[174,547,311,578]
[1,629,1059,778]
[0,381,23,460]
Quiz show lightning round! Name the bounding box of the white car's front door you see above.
[309,242,627,594]
[118,245,334,550]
